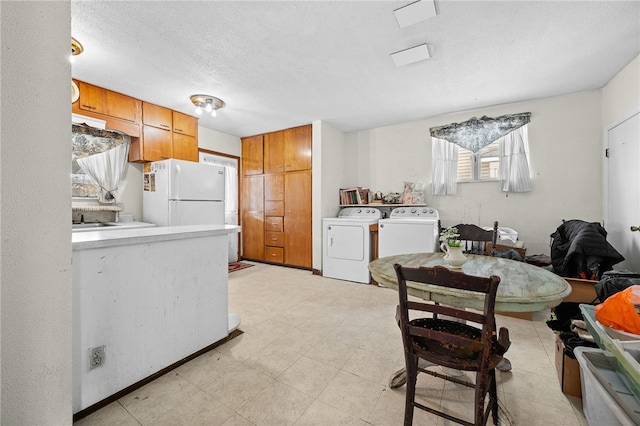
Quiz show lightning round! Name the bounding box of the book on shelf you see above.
[339,187,369,205]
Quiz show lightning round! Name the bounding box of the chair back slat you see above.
[438,220,499,256]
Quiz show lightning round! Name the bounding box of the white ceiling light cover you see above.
[394,0,437,28]
[390,44,431,67]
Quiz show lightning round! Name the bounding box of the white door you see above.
[607,112,640,273]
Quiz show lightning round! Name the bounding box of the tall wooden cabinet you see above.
[241,124,312,268]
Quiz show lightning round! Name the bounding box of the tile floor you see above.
[75,262,588,425]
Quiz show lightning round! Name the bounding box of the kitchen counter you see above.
[72,224,240,249]
[72,224,240,414]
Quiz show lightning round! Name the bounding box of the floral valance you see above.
[430,112,531,153]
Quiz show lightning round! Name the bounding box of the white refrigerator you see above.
[143,159,225,226]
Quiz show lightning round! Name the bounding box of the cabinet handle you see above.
[286,210,292,213]
[270,253,277,257]
[277,165,283,169]
[271,237,277,241]
[161,124,170,129]
[81,104,96,110]
[175,128,183,132]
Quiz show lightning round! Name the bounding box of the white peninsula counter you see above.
[72,225,240,414]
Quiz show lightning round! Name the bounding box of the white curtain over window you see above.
[431,137,459,195]
[498,124,532,193]
[77,141,130,203]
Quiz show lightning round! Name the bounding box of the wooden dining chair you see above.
[439,220,499,256]
[393,264,511,426]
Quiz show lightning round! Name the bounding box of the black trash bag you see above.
[595,270,640,302]
[550,220,625,280]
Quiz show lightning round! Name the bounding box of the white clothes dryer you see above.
[378,207,440,258]
[323,207,382,284]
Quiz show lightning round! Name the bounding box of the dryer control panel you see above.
[389,207,439,219]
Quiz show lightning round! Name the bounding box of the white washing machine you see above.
[323,207,382,284]
[378,207,440,258]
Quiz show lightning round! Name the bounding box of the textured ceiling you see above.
[71,1,640,138]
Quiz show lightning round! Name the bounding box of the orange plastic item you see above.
[595,285,640,335]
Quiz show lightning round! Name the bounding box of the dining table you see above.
[369,252,571,313]
[369,252,572,388]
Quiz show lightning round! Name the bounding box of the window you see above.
[71,124,130,202]
[457,140,500,182]
[430,113,532,195]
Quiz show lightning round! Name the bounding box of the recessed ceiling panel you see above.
[394,0,437,28]
[390,44,431,67]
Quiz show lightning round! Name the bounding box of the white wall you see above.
[345,91,604,255]
[1,1,73,423]
[602,55,640,127]
[313,120,349,270]
[198,125,242,157]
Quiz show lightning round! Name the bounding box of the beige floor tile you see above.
[277,355,340,397]
[317,370,386,421]
[202,363,274,411]
[149,390,235,426]
[304,336,359,370]
[237,381,314,426]
[220,414,255,426]
[73,402,139,426]
[118,372,201,425]
[174,349,242,388]
[214,330,273,362]
[295,399,366,425]
[242,338,305,378]
[502,368,575,411]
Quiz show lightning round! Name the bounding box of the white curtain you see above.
[77,142,130,203]
[498,124,532,193]
[431,137,459,195]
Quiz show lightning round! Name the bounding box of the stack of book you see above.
[339,187,369,205]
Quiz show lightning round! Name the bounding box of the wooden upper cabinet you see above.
[241,135,264,176]
[143,102,172,131]
[76,80,140,123]
[173,111,198,136]
[264,174,284,201]
[264,131,285,174]
[141,126,172,162]
[284,124,312,171]
[172,133,198,162]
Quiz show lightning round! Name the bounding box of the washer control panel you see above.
[389,207,439,219]
[338,207,382,219]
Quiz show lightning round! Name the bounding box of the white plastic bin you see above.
[574,347,636,425]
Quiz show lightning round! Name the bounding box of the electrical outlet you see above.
[89,346,106,370]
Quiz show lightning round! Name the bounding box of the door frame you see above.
[199,148,241,262]
[603,106,640,231]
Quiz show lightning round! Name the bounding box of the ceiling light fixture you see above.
[190,94,225,117]
[70,37,83,63]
